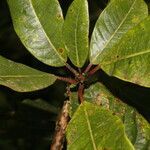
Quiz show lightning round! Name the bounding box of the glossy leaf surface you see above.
[90,0,148,64]
[7,0,67,67]
[0,56,56,92]
[63,0,89,67]
[67,101,134,150]
[100,17,150,87]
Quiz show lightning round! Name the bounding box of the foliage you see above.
[0,0,149,149]
[69,83,150,149]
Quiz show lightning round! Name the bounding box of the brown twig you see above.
[78,83,84,103]
[65,83,72,99]
[50,101,70,150]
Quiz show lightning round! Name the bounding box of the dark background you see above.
[0,0,150,149]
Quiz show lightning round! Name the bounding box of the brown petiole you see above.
[83,63,93,73]
[65,63,79,77]
[88,65,100,76]
[57,63,100,103]
[57,76,78,84]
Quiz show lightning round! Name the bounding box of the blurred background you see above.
[0,0,150,149]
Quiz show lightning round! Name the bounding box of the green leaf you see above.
[84,83,150,149]
[63,0,89,67]
[124,108,150,150]
[0,56,56,92]
[100,17,150,87]
[90,0,148,64]
[7,0,67,67]
[69,83,150,149]
[22,99,59,114]
[67,101,134,150]
[69,92,78,117]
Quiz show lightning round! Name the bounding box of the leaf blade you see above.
[0,56,56,92]
[7,0,67,67]
[67,101,134,150]
[69,83,150,149]
[63,0,89,67]
[101,17,150,87]
[90,0,148,64]
[84,83,150,149]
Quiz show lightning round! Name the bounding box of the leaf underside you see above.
[0,56,56,92]
[7,0,67,67]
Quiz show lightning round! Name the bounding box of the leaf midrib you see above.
[0,75,51,78]
[29,0,65,63]
[74,3,81,66]
[84,106,97,150]
[92,0,137,62]
[102,49,150,65]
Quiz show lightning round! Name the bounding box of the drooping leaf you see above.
[84,83,150,149]
[90,0,148,64]
[63,0,89,67]
[0,56,56,92]
[67,101,134,150]
[100,17,150,87]
[22,99,59,114]
[7,0,67,67]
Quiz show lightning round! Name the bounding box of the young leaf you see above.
[7,0,67,67]
[63,0,89,67]
[100,17,150,87]
[0,56,56,92]
[67,101,134,150]
[90,0,148,64]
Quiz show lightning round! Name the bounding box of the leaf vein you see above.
[84,106,97,150]
[0,75,50,78]
[29,0,65,63]
[74,5,81,66]
[93,0,137,62]
[103,49,150,65]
